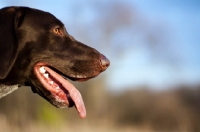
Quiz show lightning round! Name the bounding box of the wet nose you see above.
[100,54,110,70]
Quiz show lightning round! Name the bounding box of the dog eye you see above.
[53,28,60,35]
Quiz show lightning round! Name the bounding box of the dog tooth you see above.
[50,81,54,85]
[44,73,49,78]
[39,66,46,73]
[77,75,82,78]
[55,96,65,103]
[56,86,60,90]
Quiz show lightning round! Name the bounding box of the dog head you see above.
[0,6,110,118]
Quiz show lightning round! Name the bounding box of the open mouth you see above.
[33,62,88,118]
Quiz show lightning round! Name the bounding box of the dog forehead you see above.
[26,8,63,26]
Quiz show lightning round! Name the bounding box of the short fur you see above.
[0,6,109,107]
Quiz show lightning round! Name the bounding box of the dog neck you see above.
[0,84,19,99]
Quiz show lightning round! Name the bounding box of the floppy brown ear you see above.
[0,7,24,79]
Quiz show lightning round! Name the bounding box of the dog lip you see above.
[47,65,94,81]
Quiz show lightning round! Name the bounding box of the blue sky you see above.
[130,0,200,89]
[0,0,200,91]
[108,0,200,90]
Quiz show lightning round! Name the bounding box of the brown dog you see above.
[0,6,110,118]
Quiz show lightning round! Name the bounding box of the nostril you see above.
[100,54,110,70]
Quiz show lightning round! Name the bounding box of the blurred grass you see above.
[0,78,200,132]
[36,100,65,125]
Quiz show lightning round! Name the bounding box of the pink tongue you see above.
[45,67,86,118]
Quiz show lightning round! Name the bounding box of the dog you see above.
[0,6,110,118]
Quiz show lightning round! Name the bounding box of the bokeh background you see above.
[0,0,200,132]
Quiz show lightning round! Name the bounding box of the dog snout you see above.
[100,54,110,70]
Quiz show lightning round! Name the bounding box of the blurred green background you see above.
[0,0,200,132]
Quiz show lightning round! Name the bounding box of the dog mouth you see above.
[33,62,90,119]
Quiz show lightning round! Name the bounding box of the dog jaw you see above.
[34,62,86,118]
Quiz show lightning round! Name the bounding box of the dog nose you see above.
[100,54,110,70]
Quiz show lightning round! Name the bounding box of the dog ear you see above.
[0,7,24,79]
